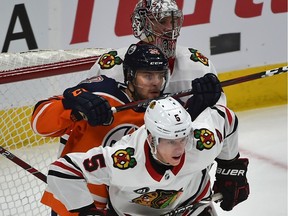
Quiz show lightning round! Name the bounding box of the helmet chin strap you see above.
[127,82,144,101]
[130,78,164,100]
[125,83,147,113]
[147,136,171,166]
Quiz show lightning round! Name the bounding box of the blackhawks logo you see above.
[194,128,215,150]
[98,51,122,69]
[132,188,183,209]
[189,48,209,66]
[112,147,137,169]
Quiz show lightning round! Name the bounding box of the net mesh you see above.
[0,48,108,216]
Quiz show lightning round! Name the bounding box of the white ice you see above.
[213,104,288,216]
[0,104,287,216]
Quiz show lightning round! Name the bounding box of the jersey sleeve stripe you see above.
[211,106,238,138]
[52,161,84,178]
[225,115,238,138]
[63,155,82,172]
[211,106,225,119]
[218,105,233,125]
[48,170,83,180]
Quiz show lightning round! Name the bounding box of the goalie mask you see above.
[144,97,192,161]
[131,0,183,58]
[123,43,170,100]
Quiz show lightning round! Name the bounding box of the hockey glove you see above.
[62,86,114,126]
[213,158,250,211]
[78,207,107,216]
[185,73,222,120]
[192,73,222,106]
[70,203,107,216]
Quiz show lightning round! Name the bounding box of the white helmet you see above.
[144,96,192,148]
[131,0,183,58]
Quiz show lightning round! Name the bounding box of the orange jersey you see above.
[31,75,145,215]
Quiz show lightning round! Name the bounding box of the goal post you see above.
[0,48,107,216]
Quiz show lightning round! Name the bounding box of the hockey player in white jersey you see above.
[46,96,249,216]
[88,0,226,104]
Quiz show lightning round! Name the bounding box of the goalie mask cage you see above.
[0,48,108,216]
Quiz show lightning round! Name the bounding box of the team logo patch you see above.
[98,51,123,69]
[149,48,160,55]
[189,48,209,66]
[78,75,104,84]
[88,76,104,82]
[102,124,139,147]
[112,147,137,169]
[132,188,183,209]
[194,128,215,150]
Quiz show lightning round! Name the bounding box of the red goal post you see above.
[0,48,108,216]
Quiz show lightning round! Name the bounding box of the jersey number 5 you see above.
[83,154,106,172]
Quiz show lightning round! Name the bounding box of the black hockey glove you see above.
[78,208,107,216]
[192,73,222,106]
[70,203,107,216]
[185,73,222,120]
[213,157,250,211]
[62,86,114,126]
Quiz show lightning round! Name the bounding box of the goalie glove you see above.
[212,157,250,211]
[62,86,114,126]
[185,73,222,120]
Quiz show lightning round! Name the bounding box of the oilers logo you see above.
[102,124,139,147]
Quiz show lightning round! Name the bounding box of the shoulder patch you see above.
[194,128,215,150]
[79,75,104,84]
[112,147,137,169]
[188,48,209,66]
[98,51,123,69]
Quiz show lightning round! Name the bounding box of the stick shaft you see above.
[220,66,287,87]
[161,193,223,216]
[0,145,47,183]
[112,66,287,113]
[1,67,287,183]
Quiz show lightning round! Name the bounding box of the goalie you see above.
[89,0,227,105]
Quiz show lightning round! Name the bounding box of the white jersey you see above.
[88,45,226,104]
[46,105,238,216]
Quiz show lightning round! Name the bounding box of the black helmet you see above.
[123,43,169,85]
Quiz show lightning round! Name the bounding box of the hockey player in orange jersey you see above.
[31,43,171,215]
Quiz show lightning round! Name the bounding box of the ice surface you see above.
[0,105,287,216]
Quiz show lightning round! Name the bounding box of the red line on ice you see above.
[240,147,287,170]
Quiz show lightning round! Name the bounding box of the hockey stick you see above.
[1,66,286,184]
[161,193,223,216]
[0,145,47,183]
[1,144,221,215]
[111,66,287,113]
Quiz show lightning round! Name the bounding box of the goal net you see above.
[0,48,108,216]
